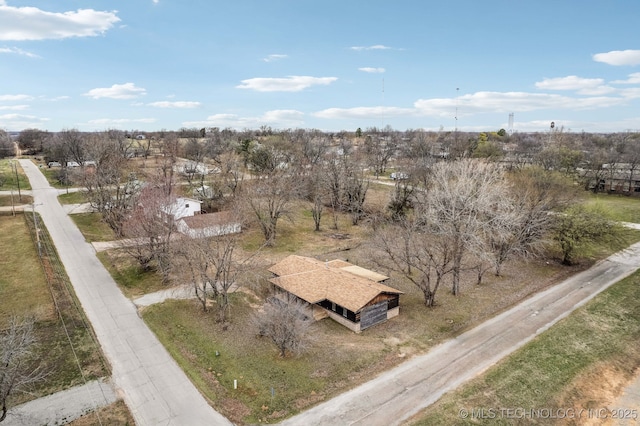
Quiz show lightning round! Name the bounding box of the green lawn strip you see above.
[0,214,52,321]
[143,297,392,424]
[584,193,640,223]
[409,269,640,426]
[97,251,166,299]
[38,165,71,189]
[0,159,32,190]
[576,228,640,264]
[0,214,109,407]
[70,212,116,242]
[58,191,88,205]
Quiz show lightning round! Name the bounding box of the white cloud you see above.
[0,46,39,58]
[0,2,120,41]
[147,101,201,108]
[414,91,625,117]
[611,72,640,84]
[535,75,604,91]
[0,113,49,128]
[261,109,304,123]
[263,54,288,62]
[618,87,640,99]
[593,50,640,66]
[84,83,146,99]
[358,67,385,73]
[184,109,305,129]
[535,75,615,96]
[236,76,337,92]
[350,45,391,51]
[0,94,33,101]
[314,89,631,124]
[0,104,28,110]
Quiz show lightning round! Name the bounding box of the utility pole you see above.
[32,203,43,257]
[455,87,459,146]
[12,161,22,202]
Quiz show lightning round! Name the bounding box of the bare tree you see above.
[417,159,508,296]
[121,184,175,283]
[485,168,576,277]
[252,294,312,357]
[244,168,299,246]
[343,164,369,225]
[17,129,48,155]
[297,129,330,169]
[373,218,453,307]
[387,177,414,220]
[174,216,257,322]
[84,134,138,236]
[1,317,48,423]
[156,134,180,197]
[57,129,87,167]
[0,131,13,159]
[362,126,398,178]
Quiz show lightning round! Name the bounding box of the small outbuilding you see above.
[268,255,403,333]
[161,197,202,221]
[176,211,241,238]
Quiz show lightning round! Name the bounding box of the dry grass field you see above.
[0,213,110,411]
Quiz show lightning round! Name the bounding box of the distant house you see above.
[581,163,640,194]
[268,255,403,333]
[161,197,202,221]
[176,211,241,238]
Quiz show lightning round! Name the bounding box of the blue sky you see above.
[1,1,640,134]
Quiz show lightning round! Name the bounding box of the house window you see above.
[343,308,348,318]
[331,302,336,312]
[185,203,189,208]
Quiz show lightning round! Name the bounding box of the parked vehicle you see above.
[390,172,409,180]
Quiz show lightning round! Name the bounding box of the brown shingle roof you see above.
[180,211,238,229]
[268,255,401,313]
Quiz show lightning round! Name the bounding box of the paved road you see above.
[4,379,117,425]
[281,242,640,426]
[18,160,231,426]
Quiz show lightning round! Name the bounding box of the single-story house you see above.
[161,197,202,221]
[268,255,403,333]
[176,211,241,238]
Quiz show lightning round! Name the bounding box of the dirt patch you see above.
[555,350,640,425]
[220,397,252,423]
[67,400,134,426]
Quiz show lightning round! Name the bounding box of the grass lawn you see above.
[138,239,602,424]
[584,193,640,223]
[68,400,135,425]
[98,251,167,299]
[143,294,403,424]
[77,187,640,424]
[0,214,53,322]
[70,212,116,242]
[0,213,110,408]
[0,159,32,190]
[58,190,88,205]
[407,269,640,426]
[0,194,33,206]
